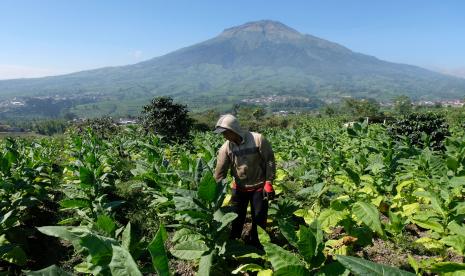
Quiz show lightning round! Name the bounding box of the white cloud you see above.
[0,64,66,80]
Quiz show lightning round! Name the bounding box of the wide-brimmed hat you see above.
[213,126,228,133]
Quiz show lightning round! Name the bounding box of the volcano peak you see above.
[220,20,301,39]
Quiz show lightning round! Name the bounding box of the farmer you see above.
[213,114,276,247]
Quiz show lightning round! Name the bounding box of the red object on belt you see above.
[264,181,274,193]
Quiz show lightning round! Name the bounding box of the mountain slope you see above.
[1,20,464,117]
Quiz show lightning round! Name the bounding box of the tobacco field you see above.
[1,116,465,275]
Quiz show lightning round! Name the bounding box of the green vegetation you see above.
[1,107,465,275]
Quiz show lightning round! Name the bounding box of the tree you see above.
[139,96,193,143]
[252,107,266,120]
[344,98,381,118]
[63,112,78,121]
[232,103,240,116]
[323,105,336,116]
[393,95,412,115]
[190,109,220,131]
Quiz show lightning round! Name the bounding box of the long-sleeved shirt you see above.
[214,131,276,191]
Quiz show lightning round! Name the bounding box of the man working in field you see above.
[213,114,276,247]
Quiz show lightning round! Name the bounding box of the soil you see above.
[241,222,253,242]
[329,222,464,271]
[355,238,411,269]
[170,259,196,276]
[354,234,464,271]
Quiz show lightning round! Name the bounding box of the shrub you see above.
[139,97,193,143]
[73,117,119,138]
[388,112,450,150]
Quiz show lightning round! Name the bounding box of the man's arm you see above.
[259,135,276,182]
[214,143,231,183]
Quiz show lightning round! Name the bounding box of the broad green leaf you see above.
[263,242,305,271]
[1,245,27,266]
[108,245,142,276]
[122,222,134,251]
[257,269,273,276]
[59,199,90,209]
[331,195,351,211]
[223,239,264,259]
[411,219,444,233]
[440,235,465,255]
[318,209,348,233]
[172,228,204,243]
[148,224,170,276]
[0,210,14,225]
[74,262,93,274]
[316,261,350,276]
[401,203,420,217]
[386,211,404,234]
[173,196,201,212]
[414,237,444,250]
[447,221,465,237]
[396,180,414,195]
[232,264,264,274]
[170,240,208,260]
[446,157,459,171]
[234,252,264,260]
[371,196,383,207]
[25,265,73,276]
[40,226,115,269]
[37,226,89,245]
[274,265,310,276]
[297,225,318,263]
[429,195,446,217]
[310,220,324,247]
[429,262,465,274]
[407,255,419,274]
[197,170,217,203]
[179,210,211,223]
[80,234,115,265]
[344,167,361,185]
[449,177,465,188]
[217,213,237,232]
[337,255,415,276]
[278,218,298,247]
[79,166,95,185]
[96,215,116,237]
[453,202,465,216]
[326,239,350,256]
[352,202,384,236]
[258,226,271,243]
[294,209,316,225]
[197,251,214,276]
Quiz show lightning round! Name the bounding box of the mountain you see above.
[1,20,464,118]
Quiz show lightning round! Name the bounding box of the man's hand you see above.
[263,181,275,200]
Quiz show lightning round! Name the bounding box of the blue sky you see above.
[1,0,464,79]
